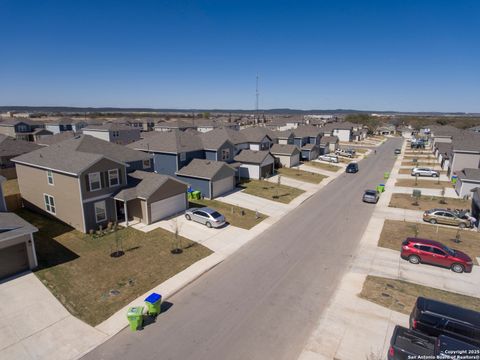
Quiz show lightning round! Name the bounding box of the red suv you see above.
[401,238,473,273]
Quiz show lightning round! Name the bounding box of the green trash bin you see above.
[376,184,385,193]
[192,190,201,200]
[451,175,458,185]
[145,293,162,316]
[384,172,390,180]
[127,306,144,331]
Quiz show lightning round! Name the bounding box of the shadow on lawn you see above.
[15,208,80,269]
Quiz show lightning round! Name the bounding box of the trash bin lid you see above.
[379,184,385,186]
[127,306,144,316]
[145,292,162,304]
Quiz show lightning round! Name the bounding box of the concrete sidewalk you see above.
[0,273,107,360]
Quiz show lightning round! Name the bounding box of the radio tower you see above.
[255,73,259,123]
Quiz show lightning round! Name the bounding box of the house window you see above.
[179,152,186,161]
[143,159,151,169]
[17,125,28,132]
[47,170,54,185]
[94,201,107,223]
[108,169,119,187]
[88,172,101,191]
[44,194,56,214]
[221,149,230,161]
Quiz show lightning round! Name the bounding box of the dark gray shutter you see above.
[85,175,90,191]
[118,168,123,185]
[100,172,106,188]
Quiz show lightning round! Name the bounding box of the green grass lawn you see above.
[189,198,267,229]
[277,167,327,184]
[17,209,212,326]
[303,161,342,172]
[238,179,305,204]
[359,275,480,315]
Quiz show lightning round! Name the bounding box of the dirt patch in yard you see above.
[389,193,470,211]
[395,179,453,189]
[18,209,212,326]
[359,276,480,315]
[189,199,267,229]
[379,219,480,264]
[239,179,305,204]
[277,167,327,184]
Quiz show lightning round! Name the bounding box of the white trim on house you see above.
[94,200,107,223]
[88,172,102,191]
[108,169,120,187]
[82,193,114,203]
[78,178,87,233]
[43,193,56,214]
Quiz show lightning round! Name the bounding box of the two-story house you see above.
[269,130,295,145]
[239,127,273,151]
[154,119,197,132]
[0,135,42,179]
[0,118,45,142]
[291,125,323,160]
[12,135,166,233]
[447,134,480,178]
[321,122,353,142]
[45,118,88,134]
[82,123,141,145]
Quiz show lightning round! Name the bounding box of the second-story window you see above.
[88,172,101,191]
[221,149,230,161]
[108,169,119,187]
[47,170,54,185]
[179,152,186,161]
[143,159,151,169]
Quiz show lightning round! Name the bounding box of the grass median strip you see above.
[379,219,480,264]
[189,198,267,229]
[359,275,480,315]
[395,179,453,189]
[238,179,305,204]
[17,209,212,326]
[303,161,342,172]
[276,167,327,184]
[389,193,470,211]
[401,161,438,167]
[398,168,446,175]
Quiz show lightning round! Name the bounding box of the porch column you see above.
[124,201,129,227]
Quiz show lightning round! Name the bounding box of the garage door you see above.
[291,153,300,167]
[150,193,187,223]
[0,243,29,279]
[212,176,234,198]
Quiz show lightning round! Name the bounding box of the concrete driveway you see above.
[0,273,106,360]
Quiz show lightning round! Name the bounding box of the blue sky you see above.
[1,0,479,111]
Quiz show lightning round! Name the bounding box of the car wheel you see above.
[408,255,420,264]
[459,223,466,229]
[206,222,212,228]
[429,219,437,225]
[451,263,465,273]
[185,214,191,220]
[432,173,438,178]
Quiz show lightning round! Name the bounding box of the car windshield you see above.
[210,211,223,219]
[365,191,376,196]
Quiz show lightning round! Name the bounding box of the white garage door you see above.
[212,176,234,198]
[150,193,186,223]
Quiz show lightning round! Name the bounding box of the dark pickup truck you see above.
[388,325,479,360]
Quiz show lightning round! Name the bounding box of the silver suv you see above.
[411,167,439,177]
[185,207,226,228]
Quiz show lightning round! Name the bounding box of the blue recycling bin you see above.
[144,293,162,316]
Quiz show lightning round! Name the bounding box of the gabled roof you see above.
[83,123,136,132]
[239,127,273,143]
[13,135,150,175]
[457,168,480,181]
[0,135,42,158]
[47,117,86,126]
[292,125,323,138]
[430,125,464,137]
[435,142,452,155]
[128,130,204,153]
[320,135,338,145]
[452,134,480,152]
[114,171,187,201]
[301,143,318,151]
[269,144,299,156]
[154,119,196,129]
[0,118,35,127]
[200,129,236,150]
[36,131,77,146]
[176,159,235,180]
[0,212,38,243]
[270,130,294,139]
[234,149,272,164]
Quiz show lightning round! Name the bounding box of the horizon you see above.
[1,1,480,112]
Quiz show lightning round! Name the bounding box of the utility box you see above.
[413,189,422,198]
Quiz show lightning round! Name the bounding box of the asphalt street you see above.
[84,137,403,360]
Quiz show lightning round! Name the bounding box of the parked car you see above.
[394,148,401,155]
[411,167,440,177]
[410,297,480,346]
[423,208,472,228]
[362,189,379,203]
[401,237,473,273]
[318,154,339,163]
[346,163,359,173]
[387,325,479,360]
[185,207,226,228]
[335,149,353,158]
